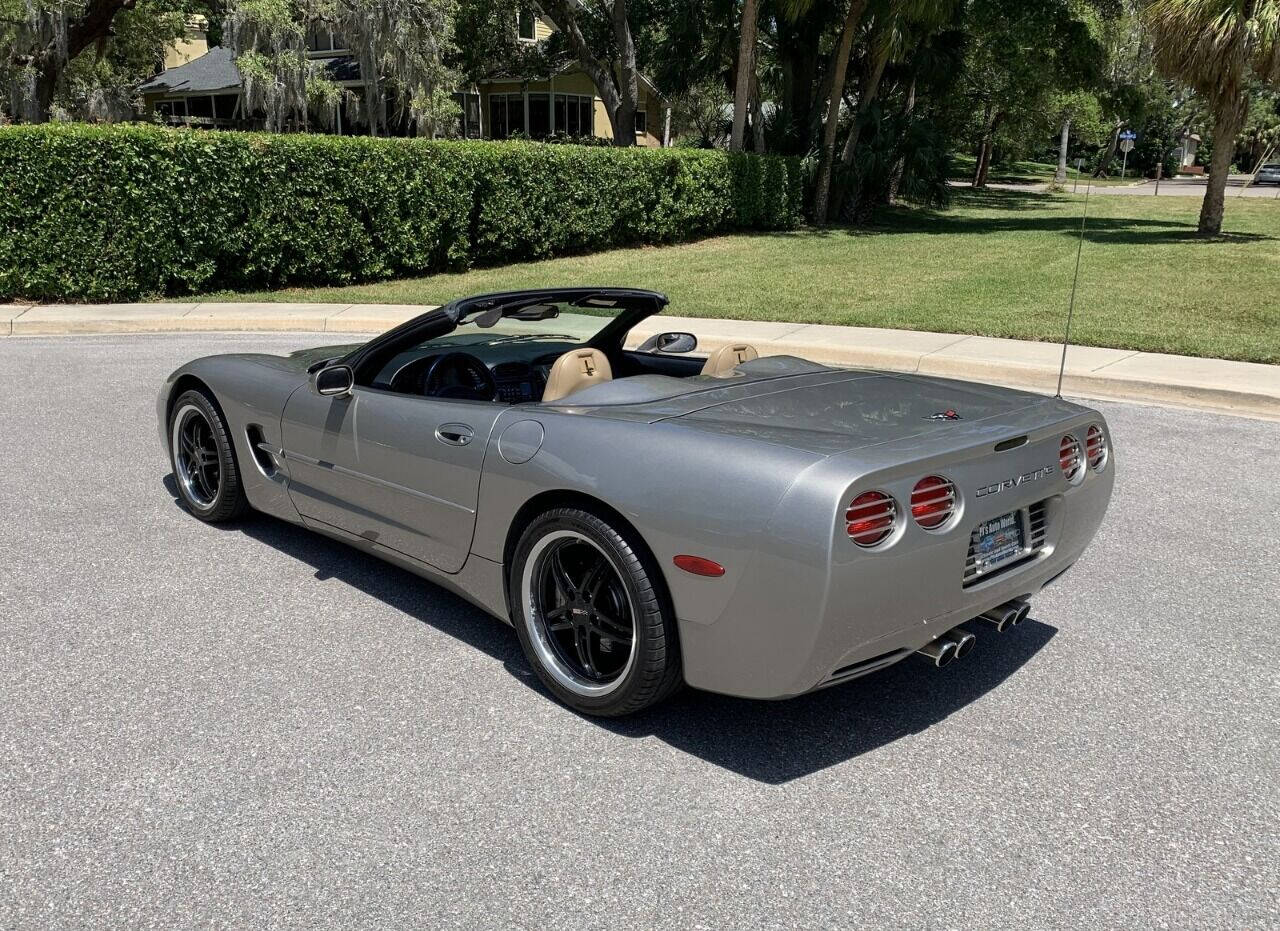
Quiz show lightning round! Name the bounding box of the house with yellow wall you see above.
[138,10,670,145]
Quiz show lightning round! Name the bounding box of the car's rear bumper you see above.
[676,410,1114,699]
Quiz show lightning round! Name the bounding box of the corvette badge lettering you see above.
[975,465,1056,498]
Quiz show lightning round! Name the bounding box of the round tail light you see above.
[1059,434,1083,483]
[911,475,956,529]
[1086,424,1108,471]
[847,491,897,547]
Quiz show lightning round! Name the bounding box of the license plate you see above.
[970,511,1026,576]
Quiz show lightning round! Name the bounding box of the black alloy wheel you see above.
[509,507,682,716]
[168,388,248,523]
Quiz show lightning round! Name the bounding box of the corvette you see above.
[158,287,1114,716]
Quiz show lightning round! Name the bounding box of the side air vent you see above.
[245,425,279,477]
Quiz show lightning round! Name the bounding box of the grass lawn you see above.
[948,154,1145,187]
[192,188,1280,363]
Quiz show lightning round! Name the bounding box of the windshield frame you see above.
[340,287,669,387]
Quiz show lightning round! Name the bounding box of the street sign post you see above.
[1118,131,1137,178]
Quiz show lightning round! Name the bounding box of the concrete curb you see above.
[4,301,1277,421]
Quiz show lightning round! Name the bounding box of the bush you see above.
[0,124,802,301]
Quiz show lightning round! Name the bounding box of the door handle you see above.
[435,423,474,446]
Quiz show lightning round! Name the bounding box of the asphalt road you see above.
[1087,177,1280,198]
[3,333,1277,929]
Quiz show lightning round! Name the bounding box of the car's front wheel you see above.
[509,507,682,716]
[168,388,248,523]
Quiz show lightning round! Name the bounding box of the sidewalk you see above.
[4,301,1277,420]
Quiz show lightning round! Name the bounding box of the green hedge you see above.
[0,124,802,301]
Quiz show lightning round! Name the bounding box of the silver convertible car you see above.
[159,288,1114,716]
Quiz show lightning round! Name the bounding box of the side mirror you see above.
[637,331,698,354]
[312,363,354,398]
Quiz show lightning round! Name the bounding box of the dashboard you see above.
[379,347,566,403]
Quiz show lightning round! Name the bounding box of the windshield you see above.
[450,301,620,344]
[368,299,633,393]
[394,299,627,358]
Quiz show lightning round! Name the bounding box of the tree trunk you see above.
[830,41,889,218]
[887,77,916,205]
[11,0,134,122]
[975,142,991,186]
[838,41,890,169]
[730,0,758,152]
[611,0,638,146]
[1054,118,1071,185]
[542,0,630,144]
[973,108,1002,188]
[27,59,59,123]
[813,0,869,226]
[772,10,820,156]
[749,71,765,152]
[1093,121,1122,178]
[1199,103,1248,235]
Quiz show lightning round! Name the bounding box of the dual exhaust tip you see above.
[975,598,1030,634]
[915,599,1029,668]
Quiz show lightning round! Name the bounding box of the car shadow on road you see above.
[166,480,1056,784]
[601,621,1055,783]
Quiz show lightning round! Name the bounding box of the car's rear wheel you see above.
[169,388,248,523]
[509,507,682,716]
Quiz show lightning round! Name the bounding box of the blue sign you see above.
[1119,130,1137,140]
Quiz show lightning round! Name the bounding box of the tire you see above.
[508,507,682,716]
[168,388,248,523]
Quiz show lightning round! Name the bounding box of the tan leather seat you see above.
[700,343,758,377]
[542,348,613,402]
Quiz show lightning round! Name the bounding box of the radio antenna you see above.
[1056,164,1093,398]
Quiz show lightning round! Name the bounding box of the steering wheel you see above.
[419,352,497,401]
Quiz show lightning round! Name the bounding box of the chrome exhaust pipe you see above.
[1009,599,1031,626]
[944,627,976,660]
[915,639,956,668]
[974,600,1023,633]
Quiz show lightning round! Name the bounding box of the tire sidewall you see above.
[508,507,678,716]
[169,389,243,522]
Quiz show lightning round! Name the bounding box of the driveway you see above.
[3,333,1277,929]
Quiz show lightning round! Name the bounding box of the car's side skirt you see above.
[298,514,510,624]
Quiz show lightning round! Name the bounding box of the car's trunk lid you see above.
[644,372,1064,456]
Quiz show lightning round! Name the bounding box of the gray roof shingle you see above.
[138,46,242,94]
[139,47,363,95]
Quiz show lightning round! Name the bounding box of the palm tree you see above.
[731,0,760,151]
[806,0,872,224]
[1144,0,1280,234]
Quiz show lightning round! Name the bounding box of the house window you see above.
[213,94,239,120]
[527,93,549,138]
[157,98,187,119]
[488,94,526,139]
[633,109,647,135]
[517,9,536,41]
[306,26,346,53]
[187,95,214,119]
[553,94,594,137]
[454,91,481,138]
